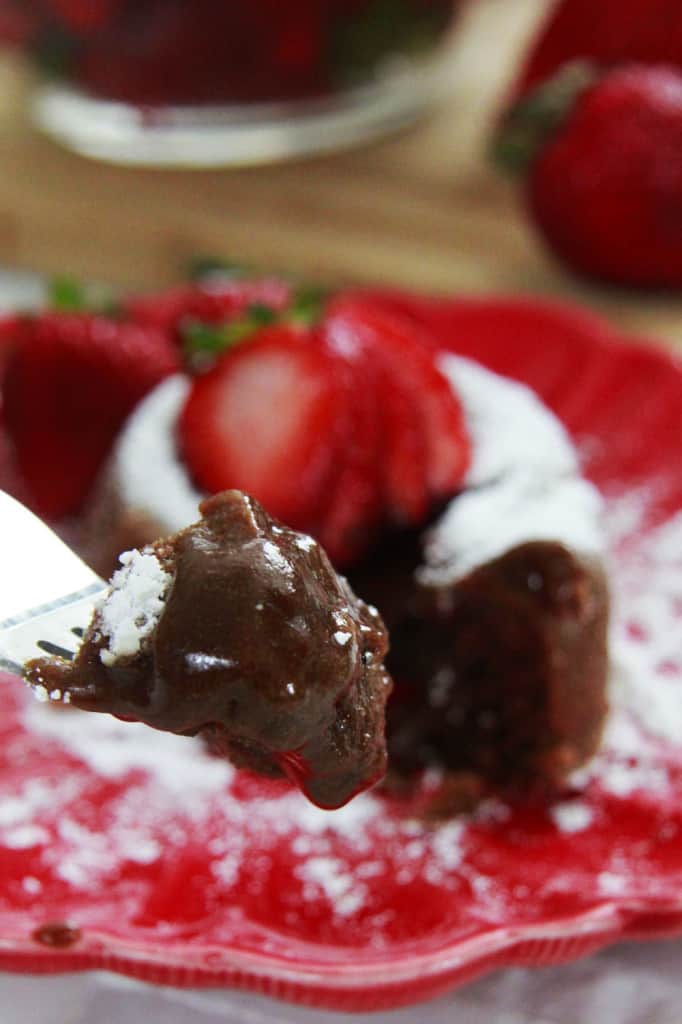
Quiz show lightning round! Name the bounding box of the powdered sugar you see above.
[24,699,234,798]
[429,820,466,869]
[550,801,594,834]
[296,856,367,917]
[597,871,628,895]
[420,355,605,586]
[420,472,604,586]
[551,497,682,804]
[99,549,172,666]
[439,355,578,485]
[10,694,486,914]
[111,374,203,534]
[607,510,682,744]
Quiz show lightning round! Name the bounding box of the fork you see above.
[0,490,106,678]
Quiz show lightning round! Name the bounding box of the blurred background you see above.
[0,0,678,343]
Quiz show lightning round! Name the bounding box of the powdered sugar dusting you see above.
[553,496,682,806]
[11,698,483,914]
[597,871,628,896]
[111,374,203,534]
[24,700,234,796]
[99,549,172,665]
[420,472,604,586]
[420,356,606,585]
[608,510,682,745]
[439,355,578,485]
[296,857,367,917]
[550,802,594,834]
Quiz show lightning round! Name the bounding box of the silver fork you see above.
[0,490,106,677]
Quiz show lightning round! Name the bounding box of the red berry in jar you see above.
[0,0,456,106]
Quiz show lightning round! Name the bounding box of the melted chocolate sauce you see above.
[32,922,81,948]
[27,491,391,810]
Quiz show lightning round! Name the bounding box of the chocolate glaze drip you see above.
[32,922,81,948]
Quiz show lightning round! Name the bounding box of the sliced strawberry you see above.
[314,337,383,566]
[0,428,21,497]
[0,314,25,500]
[46,0,124,34]
[126,278,292,341]
[3,313,180,519]
[324,304,427,528]
[329,299,470,503]
[377,354,428,525]
[0,6,39,45]
[0,313,20,376]
[179,325,343,533]
[418,352,471,497]
[354,289,622,390]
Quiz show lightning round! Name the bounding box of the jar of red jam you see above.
[0,1,460,165]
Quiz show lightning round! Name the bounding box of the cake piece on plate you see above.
[349,353,610,807]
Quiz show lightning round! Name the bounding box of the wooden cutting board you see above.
[0,0,679,348]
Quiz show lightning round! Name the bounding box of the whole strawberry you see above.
[3,312,180,519]
[46,0,123,34]
[496,64,682,290]
[508,0,682,104]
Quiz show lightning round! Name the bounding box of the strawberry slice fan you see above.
[1,290,682,1011]
[179,295,471,567]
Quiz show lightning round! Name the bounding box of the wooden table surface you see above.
[0,0,679,349]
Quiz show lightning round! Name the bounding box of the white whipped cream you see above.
[417,355,605,585]
[440,354,579,485]
[108,358,604,584]
[111,374,204,533]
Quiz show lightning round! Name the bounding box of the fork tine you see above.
[0,492,106,677]
[0,582,106,677]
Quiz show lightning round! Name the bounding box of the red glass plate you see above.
[2,295,682,1012]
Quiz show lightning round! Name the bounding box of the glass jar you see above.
[0,1,460,166]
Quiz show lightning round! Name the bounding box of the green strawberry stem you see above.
[186,256,248,282]
[185,256,328,326]
[288,285,328,327]
[48,275,88,311]
[48,275,119,316]
[183,303,278,359]
[492,60,598,175]
[182,285,329,367]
